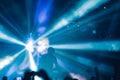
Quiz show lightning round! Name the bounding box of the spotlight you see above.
[0,32,25,46]
[36,38,49,53]
[25,38,34,52]
[34,0,107,40]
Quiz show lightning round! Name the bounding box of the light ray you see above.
[73,0,107,17]
[51,41,120,51]
[0,24,25,46]
[0,32,25,46]
[35,0,108,42]
[0,48,25,70]
[48,0,120,39]
[25,38,34,52]
[56,51,90,76]
[26,0,32,33]
[0,4,25,37]
[36,38,49,53]
[28,52,37,71]
[0,13,22,36]
[24,38,37,71]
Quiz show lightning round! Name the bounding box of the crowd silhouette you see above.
[1,47,120,80]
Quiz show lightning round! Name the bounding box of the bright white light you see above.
[53,19,68,31]
[34,76,43,80]
[0,62,4,70]
[0,24,25,46]
[0,48,25,70]
[35,0,107,41]
[0,32,25,46]
[0,56,13,70]
[26,38,34,52]
[37,38,49,53]
[3,59,10,65]
[51,41,120,51]
[51,44,92,50]
[28,52,37,71]
[74,0,107,17]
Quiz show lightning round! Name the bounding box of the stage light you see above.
[25,38,37,71]
[74,0,107,17]
[51,44,92,50]
[51,41,120,51]
[0,48,25,70]
[0,32,25,46]
[0,24,25,46]
[36,38,49,53]
[35,0,107,42]
[25,38,34,52]
[53,19,68,31]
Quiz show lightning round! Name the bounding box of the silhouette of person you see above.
[37,69,51,80]
[2,76,7,80]
[38,47,58,78]
[23,69,32,80]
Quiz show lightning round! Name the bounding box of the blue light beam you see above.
[26,0,32,33]
[51,41,120,52]
[0,14,23,36]
[0,49,25,70]
[0,32,25,46]
[34,0,53,24]
[35,0,107,42]
[0,24,25,46]
[28,52,37,71]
